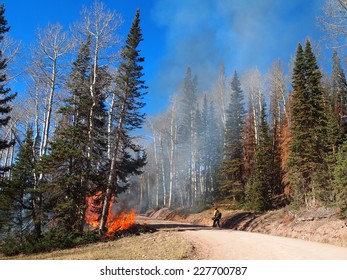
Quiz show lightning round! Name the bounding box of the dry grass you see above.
[0,231,193,260]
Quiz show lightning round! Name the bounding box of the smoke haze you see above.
[149,0,323,112]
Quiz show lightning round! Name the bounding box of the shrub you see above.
[0,229,99,257]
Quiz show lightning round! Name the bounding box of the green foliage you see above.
[111,9,147,185]
[0,229,99,257]
[115,9,147,132]
[331,49,347,139]
[224,71,245,160]
[0,127,39,238]
[0,3,16,174]
[245,175,268,211]
[219,71,245,202]
[37,36,110,235]
[245,104,273,211]
[0,178,13,232]
[288,40,329,207]
[333,140,347,218]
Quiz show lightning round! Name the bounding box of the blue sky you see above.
[4,0,328,116]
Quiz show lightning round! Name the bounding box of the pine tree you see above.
[333,139,347,218]
[219,71,245,203]
[246,103,273,211]
[280,96,293,199]
[99,9,147,235]
[39,37,109,234]
[177,67,197,207]
[242,107,257,191]
[288,40,328,207]
[8,127,37,240]
[331,49,347,140]
[0,3,16,175]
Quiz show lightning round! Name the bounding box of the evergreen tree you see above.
[225,71,245,159]
[333,139,347,218]
[207,101,223,200]
[331,49,347,140]
[219,71,245,203]
[0,3,16,175]
[246,103,273,211]
[323,76,340,200]
[178,67,197,206]
[39,37,109,234]
[8,127,37,240]
[99,9,147,235]
[288,40,328,207]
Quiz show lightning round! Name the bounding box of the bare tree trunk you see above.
[32,86,40,158]
[161,146,166,207]
[30,23,70,238]
[139,173,144,212]
[87,42,99,163]
[107,93,116,160]
[99,125,121,235]
[147,167,151,209]
[153,133,159,208]
[40,59,57,157]
[99,101,125,235]
[73,2,122,236]
[168,100,177,208]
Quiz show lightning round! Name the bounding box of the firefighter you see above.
[212,207,222,227]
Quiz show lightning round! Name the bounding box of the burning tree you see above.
[99,9,147,236]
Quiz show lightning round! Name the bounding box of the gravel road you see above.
[179,229,347,259]
[138,216,347,260]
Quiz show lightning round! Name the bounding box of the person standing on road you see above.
[212,207,222,227]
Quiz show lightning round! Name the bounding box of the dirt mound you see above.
[149,207,347,247]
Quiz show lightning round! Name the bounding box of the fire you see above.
[85,191,136,237]
[105,210,136,237]
[85,191,103,228]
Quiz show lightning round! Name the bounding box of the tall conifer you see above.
[0,3,16,175]
[99,9,147,235]
[246,103,273,211]
[288,40,328,207]
[331,49,347,139]
[220,71,245,203]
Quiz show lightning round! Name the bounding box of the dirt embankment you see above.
[145,207,347,247]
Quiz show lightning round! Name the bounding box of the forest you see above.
[1,0,347,255]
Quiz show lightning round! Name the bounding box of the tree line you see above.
[140,41,347,216]
[0,1,147,254]
[1,0,347,256]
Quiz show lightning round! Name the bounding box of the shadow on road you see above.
[148,223,213,232]
[222,212,259,230]
[136,215,227,232]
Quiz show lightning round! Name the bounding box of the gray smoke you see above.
[150,0,323,108]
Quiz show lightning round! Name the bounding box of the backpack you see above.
[216,211,222,219]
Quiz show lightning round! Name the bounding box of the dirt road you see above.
[138,216,347,260]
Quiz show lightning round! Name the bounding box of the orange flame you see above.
[85,191,136,237]
[85,191,103,228]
